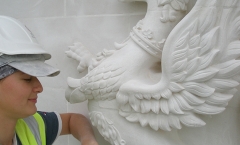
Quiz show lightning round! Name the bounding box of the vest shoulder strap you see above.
[15,112,46,145]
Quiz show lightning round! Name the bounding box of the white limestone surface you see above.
[64,0,240,145]
[1,0,240,145]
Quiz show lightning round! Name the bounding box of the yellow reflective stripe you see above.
[33,113,46,145]
[15,119,38,145]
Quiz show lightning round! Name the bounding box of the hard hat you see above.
[0,54,60,77]
[0,15,51,59]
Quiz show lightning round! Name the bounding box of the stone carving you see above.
[65,0,240,144]
[90,111,126,145]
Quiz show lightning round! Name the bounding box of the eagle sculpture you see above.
[65,0,240,144]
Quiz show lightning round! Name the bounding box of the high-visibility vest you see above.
[15,113,46,145]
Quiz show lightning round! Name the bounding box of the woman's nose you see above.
[32,77,43,93]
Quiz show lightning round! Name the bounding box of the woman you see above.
[0,15,98,145]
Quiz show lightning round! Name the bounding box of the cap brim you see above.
[9,60,60,77]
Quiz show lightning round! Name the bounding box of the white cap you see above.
[0,15,51,59]
[0,15,60,77]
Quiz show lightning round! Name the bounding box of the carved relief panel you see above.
[65,0,240,144]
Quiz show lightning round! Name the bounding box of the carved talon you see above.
[65,42,94,73]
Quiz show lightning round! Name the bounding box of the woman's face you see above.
[0,71,43,119]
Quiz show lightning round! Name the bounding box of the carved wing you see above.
[66,64,125,103]
[116,0,240,131]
